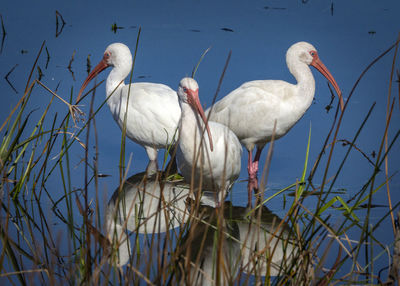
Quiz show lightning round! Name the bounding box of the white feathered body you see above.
[107,80,181,160]
[206,77,314,152]
[177,103,242,194]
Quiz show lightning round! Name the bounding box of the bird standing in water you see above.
[176,77,242,206]
[77,43,181,172]
[206,41,344,198]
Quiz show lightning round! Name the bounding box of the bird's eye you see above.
[183,87,188,93]
[309,51,316,57]
[104,52,110,59]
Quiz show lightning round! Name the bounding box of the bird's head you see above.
[178,77,199,104]
[178,77,214,151]
[287,41,344,111]
[76,42,132,104]
[288,42,317,66]
[103,43,132,68]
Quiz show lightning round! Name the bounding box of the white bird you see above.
[232,204,298,277]
[176,77,242,205]
[77,43,180,169]
[205,41,344,195]
[106,171,191,265]
[176,203,299,282]
[175,204,241,285]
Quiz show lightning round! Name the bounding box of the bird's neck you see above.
[179,102,205,147]
[289,62,316,109]
[106,66,129,99]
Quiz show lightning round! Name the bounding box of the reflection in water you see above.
[106,171,302,282]
[174,202,299,284]
[106,171,191,265]
[55,10,66,38]
[0,14,6,54]
[175,203,241,285]
[5,64,18,94]
[232,204,297,277]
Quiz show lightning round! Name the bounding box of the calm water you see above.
[1,0,399,283]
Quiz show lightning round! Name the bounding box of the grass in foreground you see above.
[0,34,400,285]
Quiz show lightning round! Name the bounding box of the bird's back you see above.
[206,80,303,150]
[109,82,181,148]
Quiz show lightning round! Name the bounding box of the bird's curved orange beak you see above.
[311,54,344,111]
[76,57,109,104]
[187,88,214,152]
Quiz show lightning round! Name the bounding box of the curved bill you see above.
[311,56,344,111]
[187,88,214,152]
[76,59,109,104]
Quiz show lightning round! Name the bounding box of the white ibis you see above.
[77,43,180,169]
[176,77,242,205]
[175,202,297,284]
[232,204,297,276]
[205,41,344,194]
[106,171,191,265]
[176,204,240,285]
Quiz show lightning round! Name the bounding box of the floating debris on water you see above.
[45,46,50,69]
[221,27,234,32]
[4,64,18,93]
[86,54,91,75]
[37,66,43,81]
[263,6,286,10]
[0,14,6,54]
[68,50,76,81]
[111,22,124,34]
[55,10,66,37]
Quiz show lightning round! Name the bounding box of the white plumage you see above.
[77,43,180,164]
[176,77,242,205]
[106,171,191,265]
[206,42,343,192]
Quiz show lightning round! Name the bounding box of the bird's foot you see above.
[247,161,259,180]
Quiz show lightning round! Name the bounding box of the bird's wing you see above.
[206,80,296,143]
[121,83,180,147]
[207,80,290,123]
[207,122,242,179]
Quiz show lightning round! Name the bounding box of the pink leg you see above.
[254,146,263,163]
[247,177,258,206]
[247,147,264,180]
[247,149,253,177]
[247,149,258,180]
[247,148,263,205]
